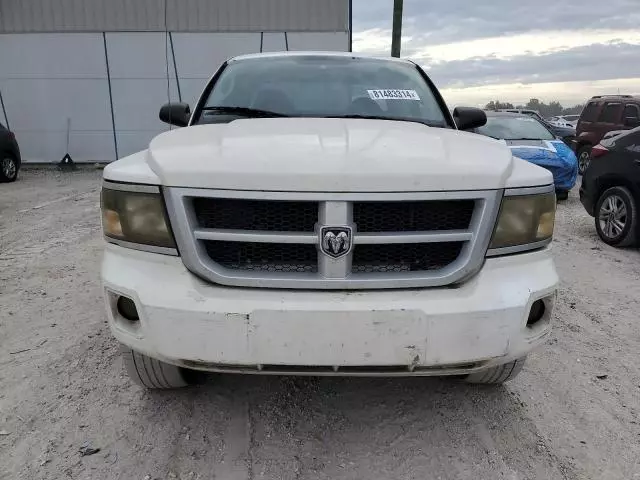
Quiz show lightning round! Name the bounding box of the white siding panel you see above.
[105,32,177,79]
[286,32,350,52]
[1,78,115,161]
[0,33,106,78]
[172,33,261,77]
[9,131,116,163]
[106,33,180,158]
[261,33,286,52]
[0,33,114,161]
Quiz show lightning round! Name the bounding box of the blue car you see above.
[476,111,578,199]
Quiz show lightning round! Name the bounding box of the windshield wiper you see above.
[322,114,445,127]
[201,106,288,118]
[507,138,545,141]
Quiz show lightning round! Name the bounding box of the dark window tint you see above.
[476,116,555,140]
[623,104,640,119]
[608,126,640,153]
[580,102,599,122]
[197,56,448,127]
[598,103,622,123]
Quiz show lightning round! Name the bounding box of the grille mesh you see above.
[353,201,475,232]
[193,198,318,232]
[203,241,317,273]
[351,242,464,273]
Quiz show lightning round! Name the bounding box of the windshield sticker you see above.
[367,89,421,101]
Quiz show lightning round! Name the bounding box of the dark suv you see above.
[574,95,640,174]
[579,126,640,247]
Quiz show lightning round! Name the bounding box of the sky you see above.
[351,0,640,107]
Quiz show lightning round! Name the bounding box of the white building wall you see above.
[105,32,180,158]
[0,33,116,162]
[0,0,351,162]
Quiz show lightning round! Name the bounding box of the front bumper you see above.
[102,244,558,376]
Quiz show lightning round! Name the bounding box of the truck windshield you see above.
[194,55,449,127]
[477,116,555,141]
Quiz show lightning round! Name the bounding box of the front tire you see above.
[122,346,189,389]
[594,186,638,247]
[465,357,526,384]
[577,145,591,175]
[0,154,18,182]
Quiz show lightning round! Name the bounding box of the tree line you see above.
[485,99,584,118]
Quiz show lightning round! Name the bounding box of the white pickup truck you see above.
[101,52,558,388]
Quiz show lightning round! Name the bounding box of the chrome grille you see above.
[193,198,317,232]
[203,241,317,273]
[351,242,464,273]
[353,200,474,232]
[165,188,502,290]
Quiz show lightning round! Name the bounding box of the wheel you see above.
[121,346,189,389]
[556,190,569,201]
[465,357,526,384]
[577,145,591,175]
[594,186,638,247]
[0,154,18,182]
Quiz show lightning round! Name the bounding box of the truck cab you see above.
[101,52,558,388]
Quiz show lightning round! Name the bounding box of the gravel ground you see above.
[1,168,639,480]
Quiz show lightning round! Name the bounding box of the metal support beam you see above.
[391,0,403,58]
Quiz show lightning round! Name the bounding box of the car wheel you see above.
[556,190,569,201]
[0,154,18,182]
[465,357,526,384]
[121,346,190,389]
[595,186,638,247]
[577,145,591,175]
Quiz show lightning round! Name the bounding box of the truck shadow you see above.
[132,373,569,478]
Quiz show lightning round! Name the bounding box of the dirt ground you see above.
[1,168,639,480]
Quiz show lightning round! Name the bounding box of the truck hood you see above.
[146,118,517,192]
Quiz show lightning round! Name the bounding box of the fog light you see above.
[527,299,546,327]
[116,296,139,321]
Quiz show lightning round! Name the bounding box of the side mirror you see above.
[453,107,487,130]
[624,116,640,127]
[159,102,190,127]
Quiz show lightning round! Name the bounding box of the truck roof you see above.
[229,51,415,65]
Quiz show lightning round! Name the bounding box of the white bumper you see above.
[102,244,558,375]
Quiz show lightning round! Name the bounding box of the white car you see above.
[549,115,579,128]
[101,52,558,388]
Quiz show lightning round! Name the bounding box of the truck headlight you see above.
[488,192,555,252]
[101,185,176,252]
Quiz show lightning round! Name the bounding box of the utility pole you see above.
[391,0,403,58]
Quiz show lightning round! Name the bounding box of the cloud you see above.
[426,42,640,88]
[353,0,640,45]
[351,0,640,103]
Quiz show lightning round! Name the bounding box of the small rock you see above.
[595,374,608,380]
[143,476,151,480]
[78,442,100,456]
[580,440,586,445]
[0,430,10,436]
[168,472,177,479]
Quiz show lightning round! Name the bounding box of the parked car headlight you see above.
[101,185,176,251]
[489,192,555,251]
